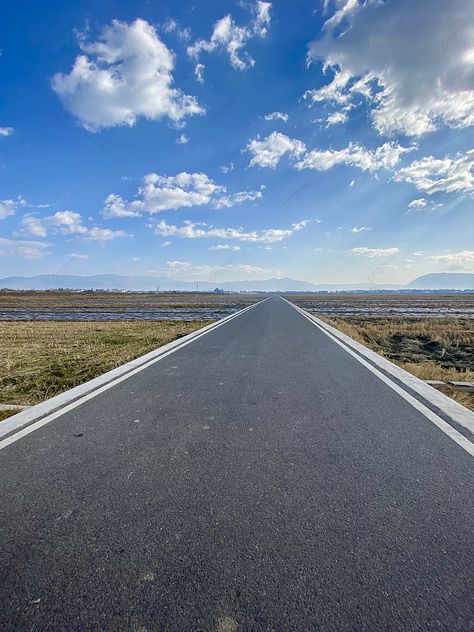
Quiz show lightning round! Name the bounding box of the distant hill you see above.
[1,273,472,292]
[408,273,474,290]
[0,274,403,292]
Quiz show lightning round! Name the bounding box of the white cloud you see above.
[103,171,262,216]
[176,133,189,144]
[84,227,126,241]
[308,0,474,136]
[0,237,51,259]
[162,18,191,41]
[350,226,372,233]
[264,111,288,122]
[22,209,126,241]
[407,198,427,211]
[161,241,172,247]
[220,162,234,174]
[0,127,14,137]
[209,244,241,251]
[16,215,48,237]
[187,1,271,72]
[212,188,263,209]
[326,109,349,126]
[102,194,142,218]
[425,250,474,271]
[322,0,360,31]
[247,132,306,168]
[154,218,308,243]
[0,197,26,219]
[49,210,88,235]
[69,252,88,260]
[351,246,400,257]
[194,63,205,84]
[296,141,413,172]
[164,259,272,281]
[394,150,474,195]
[52,19,203,131]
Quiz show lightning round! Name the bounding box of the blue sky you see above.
[1,0,473,284]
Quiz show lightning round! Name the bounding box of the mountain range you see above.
[0,272,473,291]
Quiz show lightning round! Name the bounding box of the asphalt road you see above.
[1,296,472,631]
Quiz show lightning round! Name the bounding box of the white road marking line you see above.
[283,297,474,457]
[0,297,271,451]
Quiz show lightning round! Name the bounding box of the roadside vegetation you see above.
[320,316,474,411]
[0,320,208,420]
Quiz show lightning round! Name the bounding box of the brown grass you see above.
[320,316,474,411]
[0,320,208,413]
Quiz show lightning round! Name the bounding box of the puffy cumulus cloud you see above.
[394,150,474,195]
[0,196,27,220]
[49,210,88,235]
[153,218,309,243]
[351,246,400,257]
[52,19,203,131]
[247,132,306,168]
[308,0,474,136]
[187,1,271,75]
[15,215,48,237]
[295,141,413,172]
[103,171,263,216]
[0,237,51,259]
[425,250,474,271]
[0,127,14,137]
[164,260,272,281]
[264,111,288,122]
[246,133,412,171]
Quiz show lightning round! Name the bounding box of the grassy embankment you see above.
[321,316,474,411]
[0,320,209,421]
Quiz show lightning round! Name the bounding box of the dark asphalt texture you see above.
[1,296,472,631]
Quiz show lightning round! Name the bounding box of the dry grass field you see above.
[0,320,208,420]
[319,316,474,411]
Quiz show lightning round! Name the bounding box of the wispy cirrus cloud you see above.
[153,218,309,243]
[394,149,474,195]
[351,246,400,258]
[187,1,271,77]
[0,237,51,259]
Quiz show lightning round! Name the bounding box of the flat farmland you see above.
[0,290,262,321]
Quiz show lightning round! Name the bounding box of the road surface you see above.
[1,296,472,631]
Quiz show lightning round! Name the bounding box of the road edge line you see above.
[282,297,474,457]
[0,297,270,447]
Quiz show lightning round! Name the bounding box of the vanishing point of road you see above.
[1,296,472,631]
